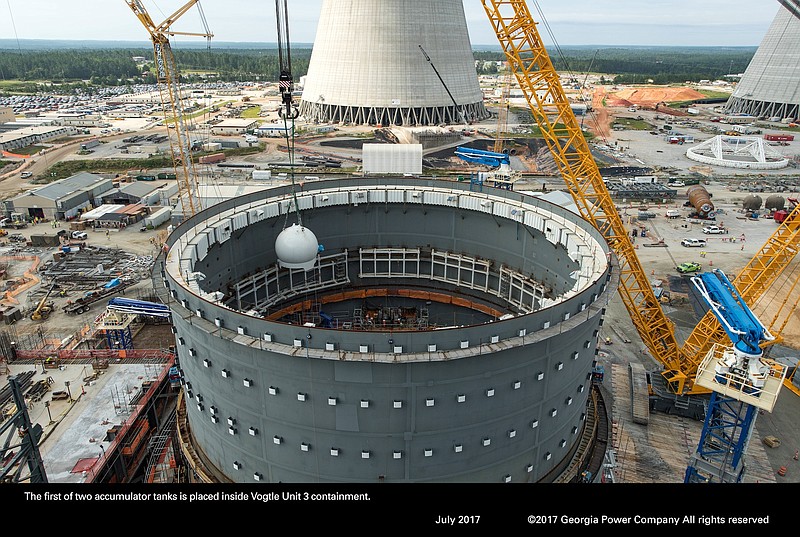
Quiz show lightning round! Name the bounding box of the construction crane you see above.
[125,0,212,219]
[30,282,56,321]
[481,0,800,405]
[685,269,786,482]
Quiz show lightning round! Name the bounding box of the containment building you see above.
[298,0,490,126]
[157,177,613,483]
[725,2,800,120]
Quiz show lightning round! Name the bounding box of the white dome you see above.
[275,223,319,271]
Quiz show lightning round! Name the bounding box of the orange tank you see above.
[686,185,715,218]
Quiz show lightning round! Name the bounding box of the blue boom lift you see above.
[684,269,787,483]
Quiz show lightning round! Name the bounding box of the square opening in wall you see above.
[360,400,370,408]
[263,333,273,342]
[425,398,435,407]
[301,443,309,452]
[513,381,521,390]
[268,386,278,395]
[328,397,337,406]
[428,344,437,352]
[325,342,335,351]
[249,427,258,436]
[361,450,370,459]
[486,388,495,397]
[359,345,369,353]
[393,400,403,409]
[393,451,402,459]
[293,339,302,348]
[457,394,466,403]
[233,461,242,470]
[424,449,433,457]
[330,448,339,457]
[460,340,469,349]
[482,438,491,447]
[454,444,463,453]
[273,436,282,445]
[243,378,253,388]
[491,335,499,344]
[531,420,539,428]
[297,393,307,402]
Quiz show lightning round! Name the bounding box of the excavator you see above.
[481,1,800,414]
[30,282,57,321]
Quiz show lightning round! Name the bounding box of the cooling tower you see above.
[299,0,490,126]
[725,3,800,120]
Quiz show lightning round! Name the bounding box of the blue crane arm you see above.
[107,297,171,318]
[690,269,774,357]
[454,146,510,167]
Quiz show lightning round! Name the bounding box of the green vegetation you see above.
[0,48,312,87]
[44,156,173,181]
[13,145,47,156]
[475,46,756,85]
[612,118,652,130]
[697,89,732,100]
[0,160,12,168]
[240,106,262,119]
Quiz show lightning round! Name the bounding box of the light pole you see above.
[44,401,52,424]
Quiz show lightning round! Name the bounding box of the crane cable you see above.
[529,0,612,147]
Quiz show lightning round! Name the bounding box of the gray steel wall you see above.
[160,178,612,482]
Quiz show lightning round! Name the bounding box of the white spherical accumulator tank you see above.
[275,223,319,271]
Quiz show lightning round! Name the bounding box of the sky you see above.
[0,0,783,48]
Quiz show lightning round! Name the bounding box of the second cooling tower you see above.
[299,0,490,126]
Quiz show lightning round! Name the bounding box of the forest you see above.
[0,45,754,93]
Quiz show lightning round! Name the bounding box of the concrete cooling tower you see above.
[157,177,613,483]
[725,2,800,120]
[299,0,490,126]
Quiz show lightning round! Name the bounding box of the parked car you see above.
[8,233,26,242]
[702,225,728,234]
[676,262,701,274]
[681,238,707,248]
[71,230,88,240]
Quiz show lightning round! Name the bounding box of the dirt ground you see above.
[605,86,706,108]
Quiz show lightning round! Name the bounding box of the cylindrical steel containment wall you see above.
[158,178,614,483]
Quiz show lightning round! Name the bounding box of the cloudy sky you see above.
[1,1,782,47]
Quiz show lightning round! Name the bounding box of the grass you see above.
[44,156,173,181]
[240,106,262,119]
[697,89,732,99]
[11,145,48,156]
[612,118,653,130]
[165,101,235,124]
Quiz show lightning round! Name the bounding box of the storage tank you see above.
[742,194,763,211]
[766,194,785,211]
[687,185,715,218]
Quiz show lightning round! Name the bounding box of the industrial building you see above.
[0,125,77,153]
[3,172,113,221]
[210,119,259,135]
[157,177,612,483]
[725,2,800,120]
[101,180,178,207]
[299,0,489,126]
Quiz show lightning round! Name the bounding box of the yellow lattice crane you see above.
[125,0,212,219]
[481,0,800,399]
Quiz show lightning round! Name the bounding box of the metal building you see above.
[157,177,614,483]
[725,2,800,120]
[299,0,490,126]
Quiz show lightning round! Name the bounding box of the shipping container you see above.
[198,153,226,164]
[764,133,794,142]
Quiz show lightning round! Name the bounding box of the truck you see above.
[252,170,272,181]
[62,280,132,315]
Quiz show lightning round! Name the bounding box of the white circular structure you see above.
[299,0,489,126]
[685,135,790,169]
[275,223,319,271]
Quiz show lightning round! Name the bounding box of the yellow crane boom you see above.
[481,0,800,396]
[125,0,212,219]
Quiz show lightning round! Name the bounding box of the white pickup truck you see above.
[702,225,728,234]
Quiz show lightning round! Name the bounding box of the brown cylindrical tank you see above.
[766,195,785,211]
[743,194,763,211]
[687,185,715,217]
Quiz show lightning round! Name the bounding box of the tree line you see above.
[0,46,755,91]
[475,46,756,85]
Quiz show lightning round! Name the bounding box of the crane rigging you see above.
[480,0,800,408]
[125,0,212,219]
